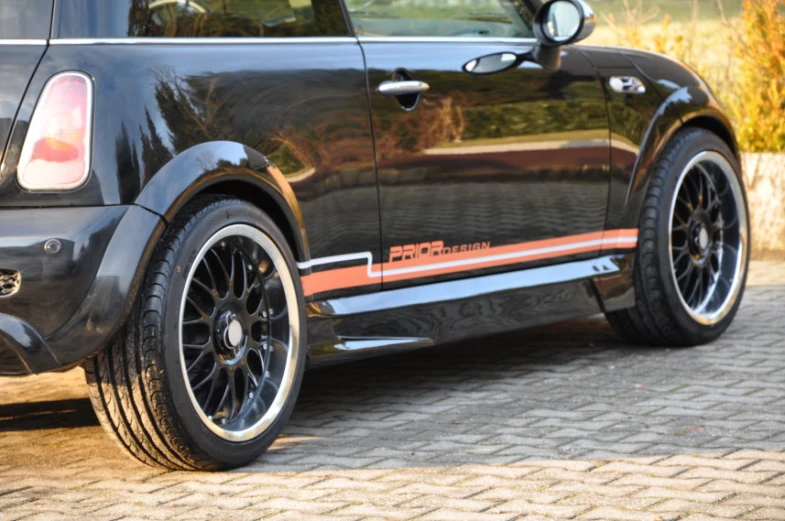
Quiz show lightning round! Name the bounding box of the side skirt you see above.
[306,253,635,368]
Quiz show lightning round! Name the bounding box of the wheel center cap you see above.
[225,319,243,349]
[698,227,710,251]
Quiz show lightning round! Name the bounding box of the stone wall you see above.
[742,153,785,258]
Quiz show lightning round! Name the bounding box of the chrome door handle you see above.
[377,80,430,97]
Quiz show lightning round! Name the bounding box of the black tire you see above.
[85,196,306,470]
[607,128,750,347]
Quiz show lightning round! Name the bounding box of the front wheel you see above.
[607,128,750,346]
[85,197,306,470]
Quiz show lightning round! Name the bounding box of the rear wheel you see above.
[607,128,750,346]
[85,197,305,470]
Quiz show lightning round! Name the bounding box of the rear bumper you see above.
[0,205,164,375]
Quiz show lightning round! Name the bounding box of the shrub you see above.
[603,0,698,65]
[601,0,719,92]
[729,0,785,152]
[601,0,785,152]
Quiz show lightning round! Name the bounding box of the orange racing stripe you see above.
[301,229,638,297]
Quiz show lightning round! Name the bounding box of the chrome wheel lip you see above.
[178,224,300,443]
[668,151,748,326]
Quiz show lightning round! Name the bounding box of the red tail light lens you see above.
[17,72,93,191]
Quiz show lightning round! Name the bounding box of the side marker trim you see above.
[299,229,638,296]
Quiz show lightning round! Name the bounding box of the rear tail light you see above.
[17,72,94,191]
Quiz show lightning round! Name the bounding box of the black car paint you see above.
[0,47,46,171]
[363,41,612,289]
[307,252,636,366]
[0,206,125,339]
[0,5,740,375]
[581,46,740,233]
[0,205,163,374]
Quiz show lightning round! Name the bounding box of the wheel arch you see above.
[680,113,739,162]
[620,85,740,229]
[196,180,306,264]
[134,141,309,263]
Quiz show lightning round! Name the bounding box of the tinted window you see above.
[55,0,348,38]
[0,0,53,39]
[345,0,535,38]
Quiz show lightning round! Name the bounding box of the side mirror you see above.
[535,0,595,46]
[462,0,595,75]
[532,0,596,70]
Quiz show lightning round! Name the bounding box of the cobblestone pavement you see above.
[1,261,785,521]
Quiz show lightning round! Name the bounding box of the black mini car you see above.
[0,0,749,469]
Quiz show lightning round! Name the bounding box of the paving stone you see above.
[654,454,756,471]
[591,462,689,477]
[1,261,785,520]
[391,483,489,499]
[399,495,497,512]
[632,487,731,503]
[487,500,590,517]
[416,510,515,521]
[547,483,643,498]
[556,494,660,510]
[742,507,785,520]
[331,504,432,520]
[678,467,778,484]
[697,480,785,498]
[647,498,754,518]
[577,506,665,520]
[612,475,713,491]
[256,498,348,515]
[674,515,734,521]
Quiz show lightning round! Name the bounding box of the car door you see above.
[347,0,612,290]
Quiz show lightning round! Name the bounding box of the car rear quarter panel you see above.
[3,42,380,285]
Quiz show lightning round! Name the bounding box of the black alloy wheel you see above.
[85,197,306,470]
[181,224,295,442]
[669,151,746,324]
[606,128,749,346]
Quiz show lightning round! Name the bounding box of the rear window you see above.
[55,0,349,39]
[136,0,341,38]
[0,0,53,39]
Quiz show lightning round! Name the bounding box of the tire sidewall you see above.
[654,130,750,344]
[158,199,306,468]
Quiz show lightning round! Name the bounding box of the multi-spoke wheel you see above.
[86,197,306,470]
[607,128,749,346]
[181,225,296,442]
[669,152,746,325]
